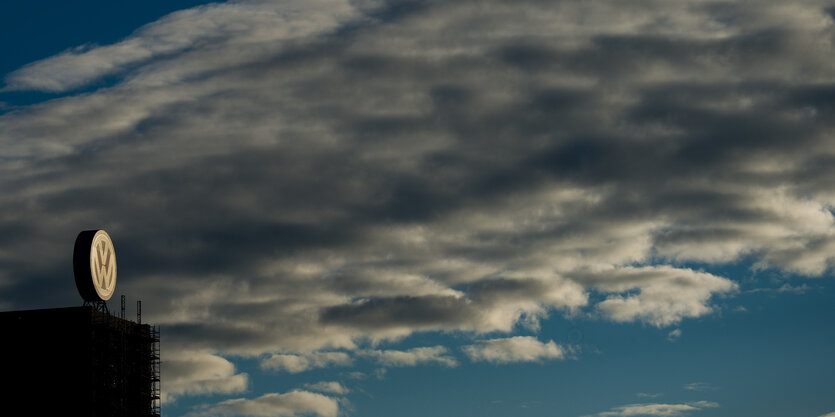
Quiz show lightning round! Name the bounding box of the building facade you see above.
[0,306,160,416]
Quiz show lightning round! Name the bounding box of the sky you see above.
[1,1,835,416]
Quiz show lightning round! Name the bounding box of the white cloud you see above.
[817,412,835,417]
[359,346,458,367]
[747,283,815,295]
[2,0,360,92]
[260,351,353,373]
[302,381,350,395]
[683,382,718,392]
[161,351,248,403]
[343,371,368,380]
[186,390,341,417]
[667,329,682,342]
[463,336,567,364]
[573,266,738,327]
[588,401,719,417]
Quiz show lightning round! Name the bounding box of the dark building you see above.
[0,305,160,416]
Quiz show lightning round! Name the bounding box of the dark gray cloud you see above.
[1,0,834,402]
[321,295,475,330]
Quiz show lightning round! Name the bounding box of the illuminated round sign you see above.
[73,230,117,302]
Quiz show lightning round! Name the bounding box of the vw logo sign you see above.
[73,230,118,302]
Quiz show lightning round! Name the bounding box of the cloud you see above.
[2,0,360,92]
[667,329,682,342]
[817,412,835,417]
[359,346,458,367]
[746,283,816,295]
[162,351,248,403]
[185,390,341,417]
[587,401,719,417]
[571,266,738,327]
[682,382,718,392]
[260,352,353,373]
[303,381,350,395]
[2,0,835,405]
[319,275,588,337]
[463,336,567,364]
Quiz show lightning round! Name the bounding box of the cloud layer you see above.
[463,336,567,363]
[2,0,835,407]
[360,346,458,367]
[161,351,248,403]
[260,352,353,374]
[2,0,360,92]
[588,401,719,417]
[185,390,341,417]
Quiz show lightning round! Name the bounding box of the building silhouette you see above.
[0,303,160,416]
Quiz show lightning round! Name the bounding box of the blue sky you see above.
[1,1,835,417]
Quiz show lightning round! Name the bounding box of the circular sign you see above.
[73,230,117,302]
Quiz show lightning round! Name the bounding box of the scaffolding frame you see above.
[89,302,160,417]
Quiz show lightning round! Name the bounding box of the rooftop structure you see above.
[0,304,160,416]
